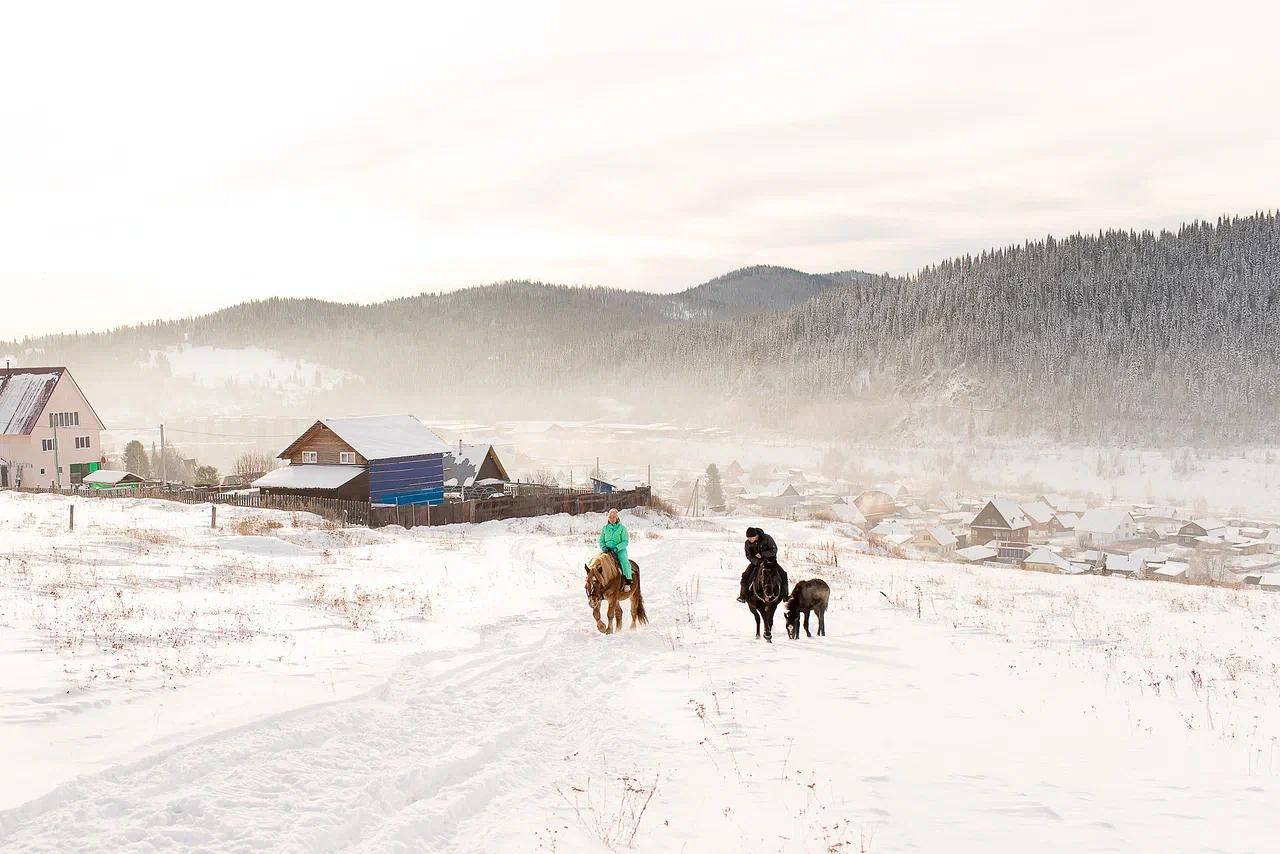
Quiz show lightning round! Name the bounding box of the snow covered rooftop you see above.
[254,465,363,491]
[1054,512,1079,530]
[0,369,62,435]
[956,545,998,562]
[1023,547,1070,571]
[984,498,1029,530]
[925,526,957,547]
[319,415,450,461]
[1189,518,1227,533]
[1077,508,1133,534]
[442,443,508,486]
[82,470,142,486]
[1021,501,1055,526]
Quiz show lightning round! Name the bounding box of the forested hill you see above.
[4,214,1278,445]
[555,213,1280,444]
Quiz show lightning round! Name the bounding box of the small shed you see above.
[955,545,998,564]
[443,443,511,491]
[1023,547,1071,574]
[82,469,144,489]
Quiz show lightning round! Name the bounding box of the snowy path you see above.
[1,504,1277,852]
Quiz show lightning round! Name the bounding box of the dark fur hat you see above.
[745,527,762,538]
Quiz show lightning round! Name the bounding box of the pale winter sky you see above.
[2,0,1279,340]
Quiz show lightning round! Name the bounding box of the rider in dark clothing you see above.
[738,527,788,603]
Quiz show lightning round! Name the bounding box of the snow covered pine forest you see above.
[10,213,1280,445]
[1,491,1278,852]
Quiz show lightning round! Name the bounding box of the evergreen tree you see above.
[123,440,151,478]
[705,464,725,511]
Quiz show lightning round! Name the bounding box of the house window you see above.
[75,436,91,449]
[40,468,46,475]
[302,451,318,463]
[339,452,356,465]
[47,411,80,428]
[41,438,55,452]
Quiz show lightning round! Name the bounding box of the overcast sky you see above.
[2,0,1278,340]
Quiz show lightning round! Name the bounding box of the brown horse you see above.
[583,552,649,634]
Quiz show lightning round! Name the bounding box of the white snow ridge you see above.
[0,491,1277,852]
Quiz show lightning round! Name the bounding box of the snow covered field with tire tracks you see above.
[1,492,1277,852]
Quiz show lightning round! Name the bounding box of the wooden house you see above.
[1022,547,1071,574]
[1020,501,1056,532]
[853,489,896,523]
[1178,518,1228,545]
[913,526,958,555]
[969,499,1030,544]
[255,415,449,505]
[442,443,510,493]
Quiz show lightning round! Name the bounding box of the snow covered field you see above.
[1,491,1278,852]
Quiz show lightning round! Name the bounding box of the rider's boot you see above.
[737,578,749,603]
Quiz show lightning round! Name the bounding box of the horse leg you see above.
[750,604,761,638]
[611,599,624,634]
[592,600,607,634]
[763,603,775,643]
[817,605,826,636]
[803,609,812,638]
[629,591,639,630]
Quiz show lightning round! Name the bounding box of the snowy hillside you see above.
[1,492,1277,852]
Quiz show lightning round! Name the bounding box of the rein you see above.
[750,561,784,604]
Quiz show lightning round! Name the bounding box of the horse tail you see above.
[633,582,649,626]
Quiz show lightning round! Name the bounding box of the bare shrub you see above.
[233,517,285,536]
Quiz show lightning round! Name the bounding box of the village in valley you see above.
[4,363,1279,594]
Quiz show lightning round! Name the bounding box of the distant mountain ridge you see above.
[6,213,1279,446]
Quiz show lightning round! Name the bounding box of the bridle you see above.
[584,561,604,607]
[750,560,784,604]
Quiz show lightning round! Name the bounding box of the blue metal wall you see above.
[369,454,445,506]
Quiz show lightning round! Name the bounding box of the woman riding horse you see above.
[599,508,633,591]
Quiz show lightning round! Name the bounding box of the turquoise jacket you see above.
[599,521,632,580]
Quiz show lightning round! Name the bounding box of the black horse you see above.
[744,560,787,642]
[784,579,830,639]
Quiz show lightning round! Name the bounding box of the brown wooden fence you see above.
[369,487,653,529]
[6,484,651,529]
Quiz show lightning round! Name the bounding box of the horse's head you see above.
[784,601,801,639]
[584,560,603,607]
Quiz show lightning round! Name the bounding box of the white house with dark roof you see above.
[0,366,105,488]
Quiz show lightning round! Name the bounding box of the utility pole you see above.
[160,423,167,489]
[52,424,61,489]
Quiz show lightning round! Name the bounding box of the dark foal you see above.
[784,579,830,639]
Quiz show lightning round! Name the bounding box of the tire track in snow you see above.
[0,589,646,853]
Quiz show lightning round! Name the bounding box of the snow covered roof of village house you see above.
[442,443,510,487]
[955,545,998,562]
[318,415,450,461]
[1076,508,1133,534]
[984,498,1029,530]
[925,526,957,547]
[0,368,62,434]
[1021,501,1055,526]
[1054,512,1079,530]
[82,469,142,486]
[254,465,363,491]
[1188,518,1227,533]
[1023,547,1070,571]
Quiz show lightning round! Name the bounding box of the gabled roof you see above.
[443,443,511,486]
[280,415,450,461]
[974,498,1029,530]
[1054,512,1079,530]
[924,526,957,547]
[1023,547,1070,571]
[1077,508,1133,534]
[1186,517,1227,533]
[956,545,998,562]
[0,368,61,434]
[1021,501,1055,525]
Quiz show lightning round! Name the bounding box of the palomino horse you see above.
[583,552,649,634]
